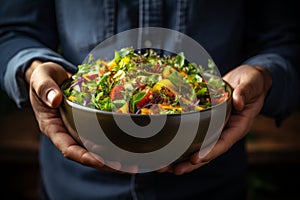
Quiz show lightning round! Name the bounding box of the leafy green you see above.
[64,47,228,114]
[130,91,147,113]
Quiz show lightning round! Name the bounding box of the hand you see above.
[159,65,272,175]
[26,61,124,172]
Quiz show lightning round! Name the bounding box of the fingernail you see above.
[198,149,210,159]
[47,90,57,103]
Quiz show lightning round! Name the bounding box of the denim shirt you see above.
[1,0,299,121]
[0,0,299,199]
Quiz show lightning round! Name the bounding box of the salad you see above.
[63,47,228,114]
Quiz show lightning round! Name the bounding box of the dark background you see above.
[1,89,300,200]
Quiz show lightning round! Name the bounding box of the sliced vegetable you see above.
[136,89,151,108]
[110,84,124,101]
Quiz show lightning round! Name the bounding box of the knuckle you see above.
[34,80,51,97]
[61,147,72,159]
[61,145,89,164]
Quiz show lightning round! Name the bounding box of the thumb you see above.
[32,77,63,108]
[232,82,250,111]
[30,62,68,108]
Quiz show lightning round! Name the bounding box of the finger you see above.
[172,119,245,175]
[190,145,213,164]
[172,160,209,175]
[121,165,139,174]
[224,65,265,112]
[199,114,249,163]
[82,138,106,153]
[53,132,105,169]
[105,161,122,171]
[156,165,173,173]
[44,118,104,168]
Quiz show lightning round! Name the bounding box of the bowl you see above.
[59,77,232,170]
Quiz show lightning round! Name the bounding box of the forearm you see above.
[0,0,76,107]
[244,0,300,124]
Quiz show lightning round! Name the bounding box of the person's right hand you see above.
[25,61,124,172]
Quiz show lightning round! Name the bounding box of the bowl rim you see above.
[60,78,232,117]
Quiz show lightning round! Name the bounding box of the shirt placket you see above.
[104,0,116,38]
[130,1,190,199]
[176,0,188,33]
[139,0,163,27]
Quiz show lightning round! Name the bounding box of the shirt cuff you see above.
[4,47,77,108]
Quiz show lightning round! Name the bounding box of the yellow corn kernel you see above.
[141,108,150,115]
[68,96,76,101]
[196,106,205,111]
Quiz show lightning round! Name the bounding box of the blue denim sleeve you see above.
[243,53,300,125]
[0,0,77,108]
[3,47,76,108]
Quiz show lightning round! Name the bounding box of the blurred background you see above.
[1,88,300,200]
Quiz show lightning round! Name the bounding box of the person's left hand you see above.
[157,64,272,175]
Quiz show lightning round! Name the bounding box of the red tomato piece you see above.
[136,89,151,108]
[110,85,124,101]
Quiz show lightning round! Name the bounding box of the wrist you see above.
[25,60,43,84]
